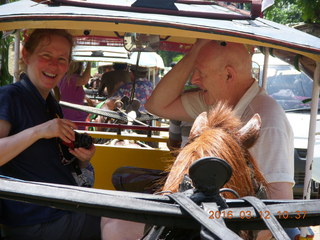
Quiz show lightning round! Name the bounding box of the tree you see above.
[296,0,320,23]
[264,0,320,25]
[264,0,303,24]
[0,30,14,87]
[158,50,184,67]
[0,0,15,86]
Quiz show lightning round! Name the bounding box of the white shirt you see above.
[181,80,294,184]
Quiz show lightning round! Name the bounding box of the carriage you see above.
[0,0,320,239]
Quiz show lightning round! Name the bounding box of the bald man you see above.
[145,39,294,199]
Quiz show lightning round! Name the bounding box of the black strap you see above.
[242,196,290,240]
[142,225,167,240]
[169,193,243,240]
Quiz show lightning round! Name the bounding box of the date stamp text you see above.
[208,210,307,220]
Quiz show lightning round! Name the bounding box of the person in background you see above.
[146,39,294,240]
[58,61,91,129]
[111,65,153,112]
[98,62,131,97]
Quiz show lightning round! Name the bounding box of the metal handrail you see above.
[74,121,169,132]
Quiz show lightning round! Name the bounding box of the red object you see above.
[61,140,75,150]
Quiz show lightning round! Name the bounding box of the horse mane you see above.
[163,102,268,198]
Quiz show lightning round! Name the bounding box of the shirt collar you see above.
[21,74,47,105]
[233,80,260,118]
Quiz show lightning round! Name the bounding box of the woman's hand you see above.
[36,118,77,143]
[37,119,96,164]
[69,144,96,167]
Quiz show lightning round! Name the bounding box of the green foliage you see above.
[172,54,184,63]
[297,0,320,23]
[264,0,303,24]
[0,0,15,86]
[264,0,320,24]
[158,50,184,67]
[0,31,14,86]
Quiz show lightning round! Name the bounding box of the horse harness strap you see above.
[167,194,290,240]
[169,192,242,240]
[242,196,290,240]
[247,161,268,199]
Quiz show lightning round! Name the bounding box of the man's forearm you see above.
[267,182,294,200]
[145,41,203,116]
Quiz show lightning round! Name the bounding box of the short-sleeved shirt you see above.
[58,74,88,125]
[181,80,294,184]
[0,76,77,226]
[111,77,153,112]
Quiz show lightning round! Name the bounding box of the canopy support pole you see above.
[261,48,269,89]
[303,61,320,200]
[13,30,20,82]
[301,62,320,237]
[301,61,320,237]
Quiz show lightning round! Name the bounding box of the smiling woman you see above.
[0,29,102,239]
[21,29,73,98]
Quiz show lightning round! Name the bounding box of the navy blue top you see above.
[0,75,77,226]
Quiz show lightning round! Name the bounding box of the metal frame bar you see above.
[75,121,169,132]
[13,30,20,82]
[303,61,320,200]
[0,177,320,230]
[51,0,258,20]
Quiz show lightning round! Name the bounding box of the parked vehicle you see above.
[253,53,320,198]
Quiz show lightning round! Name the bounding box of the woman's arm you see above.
[0,118,77,165]
[77,62,92,86]
[0,120,37,165]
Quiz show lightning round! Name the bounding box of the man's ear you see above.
[21,48,29,64]
[225,65,236,82]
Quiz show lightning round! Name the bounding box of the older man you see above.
[146,39,294,199]
[146,39,295,238]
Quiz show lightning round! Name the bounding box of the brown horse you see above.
[162,102,268,198]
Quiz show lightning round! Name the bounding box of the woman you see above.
[0,29,100,239]
[59,61,91,129]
